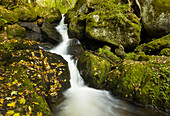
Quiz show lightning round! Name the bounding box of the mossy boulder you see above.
[135,34,170,55]
[14,5,38,22]
[106,59,170,110]
[139,0,170,37]
[0,35,70,115]
[0,5,19,24]
[7,24,26,37]
[36,6,62,24]
[77,51,111,88]
[67,0,141,49]
[85,7,141,49]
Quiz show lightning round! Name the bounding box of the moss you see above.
[98,45,120,62]
[107,59,170,109]
[7,24,26,37]
[0,66,53,116]
[14,4,38,22]
[85,4,141,49]
[135,34,170,55]
[159,48,170,56]
[78,51,111,88]
[0,5,19,24]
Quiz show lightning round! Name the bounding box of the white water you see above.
[48,15,167,116]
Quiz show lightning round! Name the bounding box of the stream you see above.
[47,15,167,116]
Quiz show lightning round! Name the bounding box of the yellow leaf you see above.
[32,102,39,105]
[36,112,42,116]
[6,110,15,116]
[19,98,26,105]
[0,98,4,104]
[0,76,4,80]
[7,102,16,107]
[13,113,20,116]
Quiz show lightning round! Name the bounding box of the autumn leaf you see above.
[7,102,16,108]
[19,97,26,105]
[32,102,39,105]
[6,110,15,115]
[36,112,42,116]
[13,113,20,116]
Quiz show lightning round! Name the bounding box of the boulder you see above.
[67,38,84,58]
[66,0,141,50]
[85,9,141,49]
[0,6,19,24]
[19,22,42,41]
[0,35,70,115]
[14,5,38,22]
[105,59,170,110]
[139,0,170,37]
[77,51,111,88]
[135,34,170,55]
[41,23,62,44]
[7,24,26,38]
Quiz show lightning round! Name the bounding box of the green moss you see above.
[0,5,19,24]
[78,51,111,88]
[98,45,120,62]
[7,24,26,37]
[14,4,37,22]
[135,34,170,55]
[107,59,170,109]
[159,48,170,56]
[0,66,53,115]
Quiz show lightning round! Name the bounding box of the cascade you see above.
[47,15,167,116]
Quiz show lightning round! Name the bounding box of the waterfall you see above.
[47,15,166,116]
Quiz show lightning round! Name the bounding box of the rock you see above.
[159,48,170,56]
[14,5,38,22]
[39,42,55,50]
[67,38,84,58]
[115,45,126,58]
[77,51,111,88]
[98,45,120,62]
[85,9,141,49]
[66,0,141,50]
[7,24,26,37]
[41,23,62,44]
[139,0,170,37]
[0,36,71,115]
[19,22,42,41]
[106,59,170,110]
[0,6,19,24]
[35,6,62,24]
[135,34,170,55]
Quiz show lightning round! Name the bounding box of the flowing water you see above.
[48,15,167,116]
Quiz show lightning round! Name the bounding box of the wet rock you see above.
[139,0,170,37]
[19,22,42,41]
[41,23,62,44]
[39,42,55,50]
[67,38,84,58]
[77,51,111,88]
